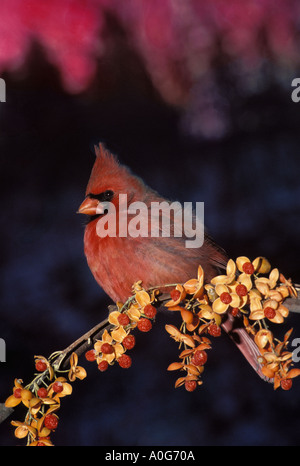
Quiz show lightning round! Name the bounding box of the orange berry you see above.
[44,414,58,430]
[242,262,255,274]
[52,381,63,393]
[35,360,47,372]
[37,387,48,398]
[281,379,292,390]
[98,360,109,372]
[85,349,96,361]
[236,284,248,297]
[220,292,232,304]
[170,289,181,302]
[117,313,130,326]
[122,334,136,350]
[208,323,221,337]
[143,304,157,319]
[264,307,276,319]
[191,350,207,366]
[118,354,132,369]
[13,388,22,399]
[137,318,152,332]
[101,343,114,354]
[185,380,197,392]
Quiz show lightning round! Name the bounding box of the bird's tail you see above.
[221,284,300,383]
[221,313,272,382]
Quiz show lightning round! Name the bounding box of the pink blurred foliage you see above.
[0,0,105,92]
[1,0,300,136]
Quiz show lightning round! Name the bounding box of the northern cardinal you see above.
[77,144,271,380]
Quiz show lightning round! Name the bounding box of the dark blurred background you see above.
[1,0,300,446]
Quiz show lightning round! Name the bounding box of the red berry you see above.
[98,360,109,372]
[117,313,130,326]
[220,292,232,304]
[236,284,248,297]
[44,413,58,430]
[208,323,221,337]
[137,318,152,332]
[85,349,96,362]
[191,350,207,366]
[281,378,293,390]
[143,304,157,319]
[118,354,132,369]
[231,307,239,317]
[52,381,63,394]
[170,289,181,302]
[242,262,255,274]
[122,334,136,350]
[35,359,47,372]
[185,380,197,392]
[264,307,276,319]
[13,388,22,399]
[37,387,48,398]
[101,343,114,354]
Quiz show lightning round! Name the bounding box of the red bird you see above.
[78,143,268,379]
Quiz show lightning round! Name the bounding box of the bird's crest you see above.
[86,143,129,195]
[94,143,120,172]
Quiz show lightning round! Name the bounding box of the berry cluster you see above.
[4,255,299,446]
[165,256,300,391]
[5,353,86,445]
[85,290,158,372]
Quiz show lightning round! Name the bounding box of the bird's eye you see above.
[88,190,114,202]
[103,190,114,201]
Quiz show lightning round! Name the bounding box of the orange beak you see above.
[77,197,99,216]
